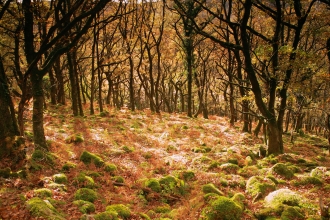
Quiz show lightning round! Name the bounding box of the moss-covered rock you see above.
[159,175,188,196]
[310,167,328,179]
[219,163,240,173]
[270,163,294,179]
[73,200,95,214]
[112,176,124,183]
[246,176,276,198]
[31,149,44,161]
[280,206,305,220]
[75,173,95,188]
[122,145,135,153]
[53,173,68,184]
[180,170,195,181]
[293,176,323,186]
[80,151,104,167]
[202,183,224,196]
[201,196,243,220]
[34,188,52,198]
[264,189,302,208]
[61,162,76,172]
[93,210,118,220]
[104,163,117,174]
[47,183,67,192]
[154,204,171,213]
[145,178,161,193]
[74,188,98,203]
[26,197,65,220]
[231,193,245,210]
[106,204,131,219]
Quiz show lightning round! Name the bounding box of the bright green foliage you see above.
[73,200,95,214]
[201,196,243,220]
[104,163,117,174]
[271,163,294,179]
[280,206,305,220]
[246,176,276,197]
[26,197,65,220]
[34,188,52,198]
[80,151,104,167]
[74,188,98,203]
[106,204,131,219]
[264,189,302,208]
[145,178,161,193]
[53,173,68,184]
[202,183,223,196]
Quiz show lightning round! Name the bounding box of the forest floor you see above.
[0,104,330,220]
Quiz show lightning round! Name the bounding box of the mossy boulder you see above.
[293,176,323,186]
[34,188,52,198]
[53,173,68,184]
[310,167,328,179]
[73,200,95,214]
[74,188,98,203]
[280,206,305,220]
[75,173,95,188]
[106,204,131,219]
[80,151,104,167]
[104,163,117,174]
[264,189,302,208]
[202,183,224,196]
[112,176,124,184]
[145,178,161,193]
[31,149,44,161]
[93,210,118,220]
[246,176,276,198]
[62,162,76,172]
[180,170,195,181]
[201,196,243,220]
[26,197,65,220]
[159,175,188,196]
[270,163,294,179]
[219,163,240,173]
[231,193,246,210]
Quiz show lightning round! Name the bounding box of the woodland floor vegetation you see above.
[0,105,329,219]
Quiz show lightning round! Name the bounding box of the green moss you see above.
[80,151,105,167]
[220,163,240,173]
[75,173,95,188]
[202,183,223,196]
[159,175,188,196]
[293,176,323,186]
[204,193,221,202]
[65,133,84,143]
[265,189,302,208]
[74,188,98,203]
[53,173,68,184]
[310,167,327,179]
[139,213,151,220]
[112,176,124,183]
[26,197,65,220]
[104,163,117,174]
[106,204,131,219]
[228,158,239,165]
[47,183,67,192]
[231,193,245,209]
[34,188,52,198]
[93,211,118,220]
[238,165,259,177]
[280,206,304,220]
[61,162,76,172]
[180,170,195,181]
[122,145,134,153]
[73,200,95,214]
[246,176,276,198]
[145,178,161,193]
[201,196,243,220]
[271,163,294,179]
[32,150,44,161]
[154,204,171,213]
